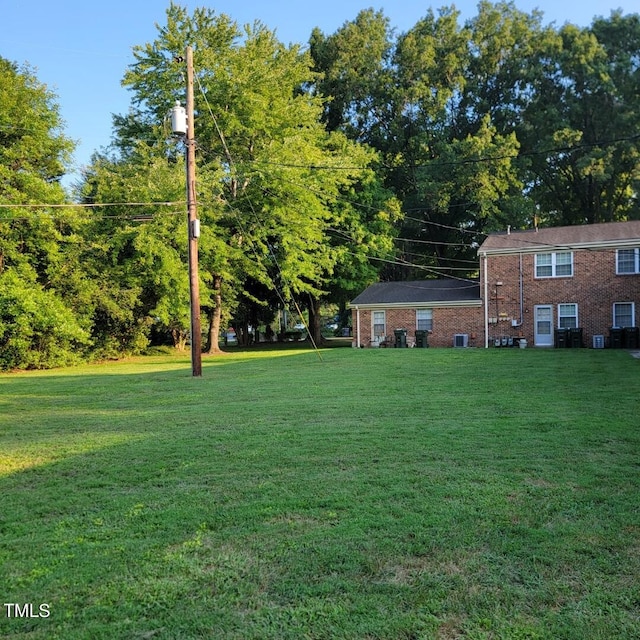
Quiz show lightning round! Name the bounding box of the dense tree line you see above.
[1,2,638,369]
[310,2,640,278]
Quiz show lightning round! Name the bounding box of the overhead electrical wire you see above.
[194,126,489,283]
[395,236,477,248]
[230,132,640,172]
[0,201,183,209]
[194,67,324,360]
[5,66,632,278]
[398,132,640,169]
[343,250,480,286]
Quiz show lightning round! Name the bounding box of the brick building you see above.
[349,220,640,348]
[349,279,483,348]
[478,220,640,348]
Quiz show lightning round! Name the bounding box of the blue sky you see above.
[2,0,636,188]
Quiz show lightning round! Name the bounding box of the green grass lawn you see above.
[1,346,639,639]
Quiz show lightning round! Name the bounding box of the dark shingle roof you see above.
[350,278,480,306]
[478,220,640,254]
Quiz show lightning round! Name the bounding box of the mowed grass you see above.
[1,346,639,639]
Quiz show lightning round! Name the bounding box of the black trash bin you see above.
[610,327,624,348]
[415,330,429,348]
[394,329,408,348]
[623,327,639,349]
[569,327,583,348]
[554,328,569,348]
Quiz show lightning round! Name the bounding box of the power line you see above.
[401,133,640,169]
[194,65,324,358]
[0,201,183,209]
[344,250,479,283]
[401,214,487,236]
[395,236,476,248]
[193,104,492,280]
[229,133,640,172]
[0,210,184,223]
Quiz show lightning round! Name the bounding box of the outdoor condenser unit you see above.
[454,333,469,348]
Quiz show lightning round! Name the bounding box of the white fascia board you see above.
[347,299,483,310]
[480,238,640,256]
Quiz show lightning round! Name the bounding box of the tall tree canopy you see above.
[80,2,398,348]
[3,2,639,369]
[519,12,640,224]
[309,3,640,279]
[0,58,90,370]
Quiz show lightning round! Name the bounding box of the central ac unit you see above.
[454,333,469,348]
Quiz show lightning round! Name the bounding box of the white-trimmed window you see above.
[535,252,573,278]
[558,303,578,329]
[616,249,640,274]
[372,311,386,338]
[416,309,433,331]
[613,302,635,328]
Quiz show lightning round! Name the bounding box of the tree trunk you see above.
[172,328,189,351]
[237,322,249,346]
[308,295,323,345]
[206,274,224,354]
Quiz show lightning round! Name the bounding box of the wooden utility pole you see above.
[185,46,202,376]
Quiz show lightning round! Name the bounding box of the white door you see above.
[534,305,553,346]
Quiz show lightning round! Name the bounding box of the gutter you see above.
[481,237,640,256]
[346,299,482,311]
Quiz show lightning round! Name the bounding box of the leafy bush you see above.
[0,268,90,370]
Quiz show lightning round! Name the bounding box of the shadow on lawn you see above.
[0,426,254,633]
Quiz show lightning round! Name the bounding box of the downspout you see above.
[483,252,489,349]
[355,306,361,348]
[519,253,524,326]
[510,253,524,329]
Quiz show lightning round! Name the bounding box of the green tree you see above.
[113,3,396,347]
[78,146,193,355]
[321,169,401,323]
[0,57,89,369]
[311,2,640,281]
[309,6,527,280]
[519,14,640,225]
[0,267,88,370]
[309,9,394,143]
[459,1,554,136]
[0,57,73,279]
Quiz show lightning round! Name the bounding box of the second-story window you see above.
[616,248,640,274]
[535,251,573,278]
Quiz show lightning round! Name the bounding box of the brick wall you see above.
[481,248,640,347]
[351,246,639,348]
[351,305,484,348]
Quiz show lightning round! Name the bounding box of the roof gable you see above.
[350,278,481,308]
[478,220,640,255]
